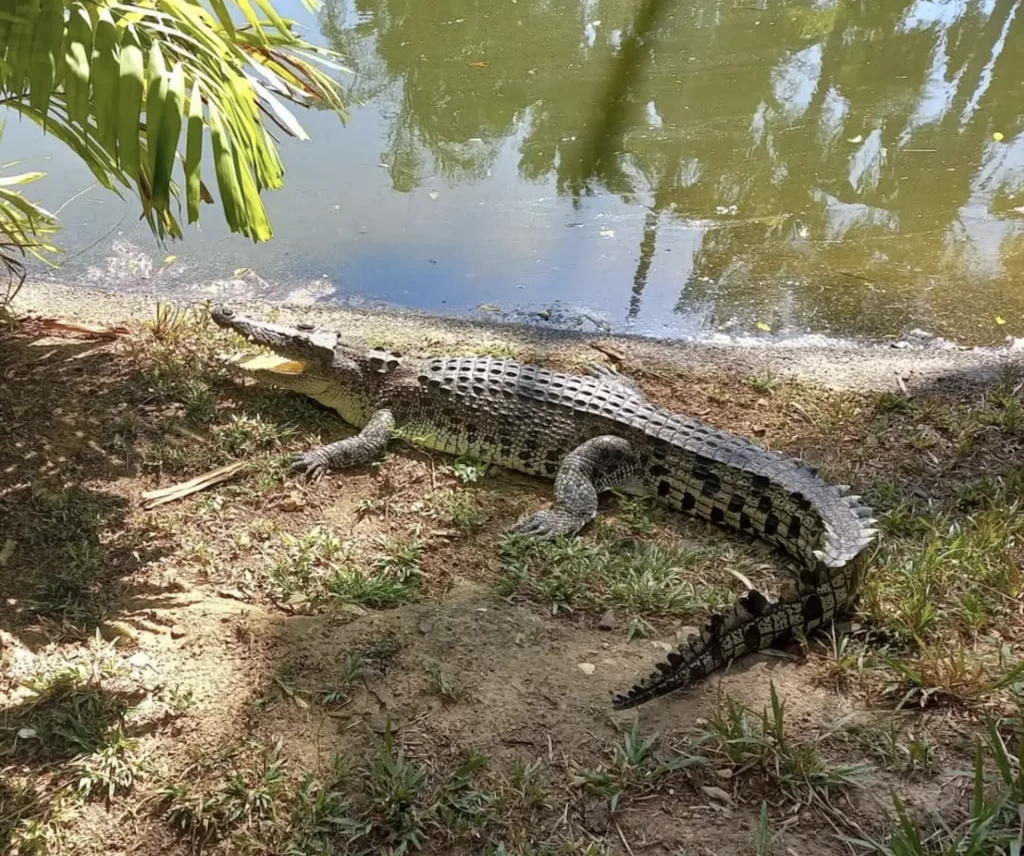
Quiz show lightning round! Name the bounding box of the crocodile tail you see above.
[611,489,876,711]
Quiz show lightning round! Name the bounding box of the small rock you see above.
[128,652,152,669]
[279,493,306,512]
[582,798,612,834]
[217,588,247,602]
[577,662,596,675]
[651,640,674,653]
[597,609,616,631]
[337,603,370,618]
[701,785,733,803]
[17,727,36,740]
[714,768,733,779]
[418,618,434,634]
[170,625,187,639]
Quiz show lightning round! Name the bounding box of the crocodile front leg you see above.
[291,409,396,481]
[510,435,642,538]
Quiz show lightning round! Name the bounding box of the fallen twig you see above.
[141,461,249,509]
[25,317,131,338]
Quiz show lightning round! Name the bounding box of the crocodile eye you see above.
[297,322,315,331]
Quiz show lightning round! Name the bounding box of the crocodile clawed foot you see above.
[508,509,586,539]
[290,451,329,482]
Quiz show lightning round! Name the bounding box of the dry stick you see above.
[141,461,249,509]
[615,821,637,856]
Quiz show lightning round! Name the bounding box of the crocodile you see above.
[210,307,877,710]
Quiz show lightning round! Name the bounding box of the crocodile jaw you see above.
[219,351,334,401]
[224,352,310,376]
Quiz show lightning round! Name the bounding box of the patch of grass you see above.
[811,626,868,696]
[143,301,211,345]
[371,531,425,580]
[427,489,487,533]
[572,721,696,811]
[72,729,145,804]
[864,473,1024,645]
[4,648,132,763]
[686,683,872,805]
[326,566,418,609]
[424,659,467,704]
[15,485,121,629]
[746,371,778,394]
[265,528,421,609]
[215,413,295,458]
[846,714,1024,854]
[838,716,937,776]
[877,645,1024,710]
[268,527,352,594]
[447,454,489,485]
[156,739,292,852]
[496,531,731,620]
[0,782,70,856]
[153,728,509,855]
[752,800,782,856]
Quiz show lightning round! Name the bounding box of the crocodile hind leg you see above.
[291,408,395,481]
[510,435,643,538]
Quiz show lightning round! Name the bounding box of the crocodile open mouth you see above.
[222,352,310,376]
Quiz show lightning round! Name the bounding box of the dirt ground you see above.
[3,286,1024,855]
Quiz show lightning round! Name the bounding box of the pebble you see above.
[597,609,616,631]
[418,618,434,634]
[279,493,306,512]
[701,785,733,803]
[128,652,152,669]
[582,798,612,834]
[170,625,187,639]
[651,640,674,653]
[577,662,596,675]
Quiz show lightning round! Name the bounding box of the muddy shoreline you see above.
[10,279,1024,392]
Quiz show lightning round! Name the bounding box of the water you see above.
[9,0,1024,344]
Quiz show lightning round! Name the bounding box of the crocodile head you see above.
[211,306,375,426]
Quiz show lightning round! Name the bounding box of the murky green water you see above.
[11,0,1024,343]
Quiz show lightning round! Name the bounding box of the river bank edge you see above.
[10,279,1024,392]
